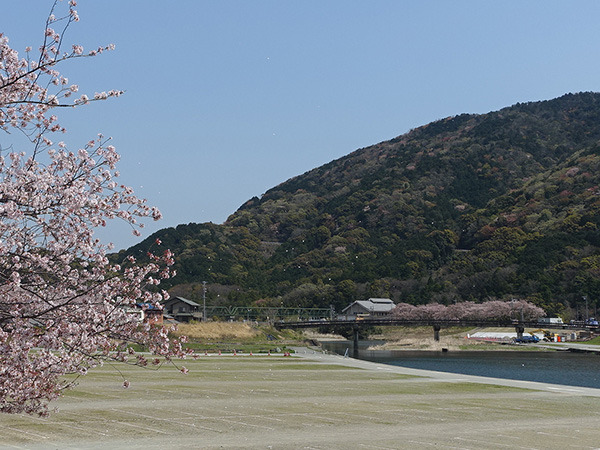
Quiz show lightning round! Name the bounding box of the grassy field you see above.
[582,335,600,345]
[167,322,304,354]
[2,354,600,449]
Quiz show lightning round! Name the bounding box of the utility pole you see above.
[202,281,207,322]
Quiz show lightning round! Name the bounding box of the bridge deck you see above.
[275,318,598,331]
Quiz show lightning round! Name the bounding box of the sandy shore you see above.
[2,351,600,449]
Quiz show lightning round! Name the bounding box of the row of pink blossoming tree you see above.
[0,1,191,416]
[391,300,545,322]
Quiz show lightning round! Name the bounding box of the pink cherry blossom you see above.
[0,2,189,416]
[392,299,545,322]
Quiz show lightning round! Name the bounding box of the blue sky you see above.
[4,1,600,250]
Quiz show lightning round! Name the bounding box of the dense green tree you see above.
[117,93,600,317]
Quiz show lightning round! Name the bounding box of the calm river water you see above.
[321,341,600,389]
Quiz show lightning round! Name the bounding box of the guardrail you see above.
[204,306,332,321]
[274,318,600,330]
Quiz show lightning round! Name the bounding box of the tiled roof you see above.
[164,296,200,307]
[341,298,395,313]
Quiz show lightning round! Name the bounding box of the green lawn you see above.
[2,355,600,449]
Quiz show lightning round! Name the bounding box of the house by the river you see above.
[161,296,203,322]
[339,298,395,319]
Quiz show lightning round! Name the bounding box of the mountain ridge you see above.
[118,92,600,318]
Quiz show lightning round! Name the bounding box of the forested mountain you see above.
[117,92,600,318]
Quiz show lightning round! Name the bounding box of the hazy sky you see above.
[4,1,600,250]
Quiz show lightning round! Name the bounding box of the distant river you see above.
[321,341,600,389]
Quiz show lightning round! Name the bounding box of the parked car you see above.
[513,335,540,343]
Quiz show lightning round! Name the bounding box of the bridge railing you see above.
[274,317,600,330]
[204,306,332,322]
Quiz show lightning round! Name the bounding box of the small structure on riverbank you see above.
[161,296,202,322]
[121,302,164,324]
[339,298,395,320]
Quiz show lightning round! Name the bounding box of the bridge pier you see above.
[433,324,441,342]
[353,324,359,358]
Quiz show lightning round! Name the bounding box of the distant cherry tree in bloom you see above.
[391,300,546,322]
[0,1,189,416]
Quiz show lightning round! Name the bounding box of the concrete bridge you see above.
[275,318,600,357]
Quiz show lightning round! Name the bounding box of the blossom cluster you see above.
[391,299,546,322]
[0,1,122,144]
[0,1,188,416]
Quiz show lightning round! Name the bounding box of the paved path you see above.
[290,346,600,397]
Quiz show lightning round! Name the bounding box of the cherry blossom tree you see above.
[0,1,188,416]
[391,302,418,319]
[392,300,545,322]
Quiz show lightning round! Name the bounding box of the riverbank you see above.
[2,351,600,448]
[168,323,598,353]
[292,345,600,396]
[306,325,555,351]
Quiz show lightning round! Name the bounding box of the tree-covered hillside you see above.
[117,93,600,318]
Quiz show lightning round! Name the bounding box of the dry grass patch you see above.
[171,322,260,340]
[3,356,600,449]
